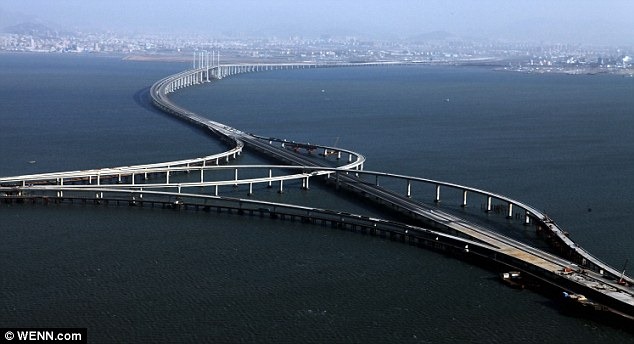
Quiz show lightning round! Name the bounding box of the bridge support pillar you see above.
[88,175,92,184]
[302,176,310,190]
[234,168,238,186]
[200,168,204,183]
[462,190,468,207]
[214,185,219,196]
[375,175,380,186]
[486,196,492,212]
[435,184,441,203]
[278,180,284,194]
[166,171,170,184]
[507,203,514,218]
[267,169,273,188]
[248,183,253,196]
[337,151,341,160]
[406,180,412,198]
[524,210,531,225]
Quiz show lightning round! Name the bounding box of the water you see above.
[0,53,223,176]
[1,54,633,343]
[172,66,634,265]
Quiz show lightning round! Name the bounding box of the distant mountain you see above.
[3,22,58,37]
[0,7,37,31]
[407,31,460,43]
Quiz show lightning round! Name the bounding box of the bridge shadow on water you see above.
[132,87,215,140]
[132,86,156,112]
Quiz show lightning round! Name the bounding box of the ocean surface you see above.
[1,53,633,343]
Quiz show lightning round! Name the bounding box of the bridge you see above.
[2,52,633,321]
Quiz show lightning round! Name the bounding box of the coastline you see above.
[495,65,634,76]
[122,54,634,77]
[122,54,193,63]
[3,50,632,76]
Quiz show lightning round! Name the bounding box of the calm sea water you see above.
[1,53,633,343]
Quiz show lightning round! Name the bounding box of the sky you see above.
[1,0,633,45]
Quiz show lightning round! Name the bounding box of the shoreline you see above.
[2,50,633,76]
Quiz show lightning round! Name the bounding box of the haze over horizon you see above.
[1,0,633,46]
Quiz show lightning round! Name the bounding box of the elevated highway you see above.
[2,58,633,320]
[149,59,634,317]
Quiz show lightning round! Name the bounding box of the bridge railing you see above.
[0,144,244,185]
[3,57,633,312]
[0,185,499,254]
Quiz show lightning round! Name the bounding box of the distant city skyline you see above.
[2,0,633,46]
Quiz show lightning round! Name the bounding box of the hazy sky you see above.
[2,0,633,45]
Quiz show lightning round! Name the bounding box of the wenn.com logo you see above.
[2,328,86,343]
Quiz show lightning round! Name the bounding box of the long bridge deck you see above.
[2,57,633,320]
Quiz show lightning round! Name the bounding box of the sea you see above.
[1,53,633,343]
